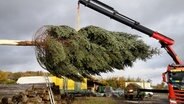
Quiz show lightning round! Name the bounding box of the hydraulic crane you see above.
[78,0,184,103]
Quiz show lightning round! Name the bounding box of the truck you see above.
[124,83,144,100]
[78,0,184,103]
[124,82,153,100]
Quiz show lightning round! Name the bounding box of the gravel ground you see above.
[116,93,169,104]
[73,93,169,104]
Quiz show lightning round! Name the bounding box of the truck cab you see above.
[163,65,184,103]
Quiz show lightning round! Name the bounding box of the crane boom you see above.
[78,0,182,64]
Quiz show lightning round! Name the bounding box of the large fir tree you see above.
[35,25,159,81]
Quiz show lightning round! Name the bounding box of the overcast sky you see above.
[0,0,184,85]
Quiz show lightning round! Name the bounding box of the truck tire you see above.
[129,95,133,100]
[124,95,128,99]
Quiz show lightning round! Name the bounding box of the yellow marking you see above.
[170,70,182,72]
[51,76,87,90]
[68,79,75,90]
[50,76,63,89]
[174,80,180,82]
[81,79,87,90]
[170,68,184,72]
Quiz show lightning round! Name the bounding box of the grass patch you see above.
[73,97,117,104]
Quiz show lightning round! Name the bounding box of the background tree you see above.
[136,77,142,82]
[9,72,22,81]
[153,82,167,89]
[0,71,8,82]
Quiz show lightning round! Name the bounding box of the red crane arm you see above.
[78,0,183,64]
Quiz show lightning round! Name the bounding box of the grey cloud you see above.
[0,46,36,70]
[0,0,78,39]
[1,0,184,84]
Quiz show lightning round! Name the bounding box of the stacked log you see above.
[0,84,63,104]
